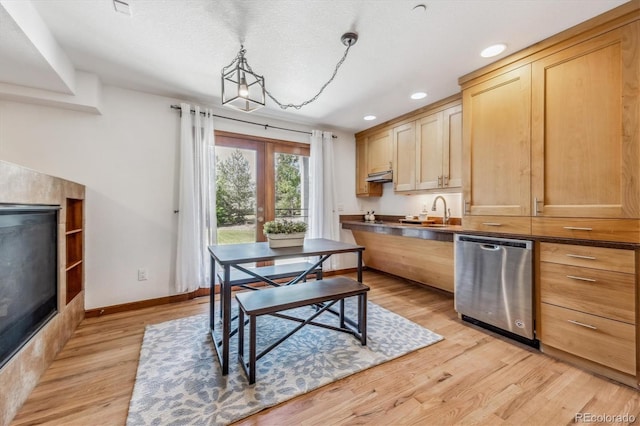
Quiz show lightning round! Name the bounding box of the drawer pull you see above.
[566,275,597,282]
[563,226,593,231]
[566,254,596,260]
[482,223,502,226]
[567,319,597,330]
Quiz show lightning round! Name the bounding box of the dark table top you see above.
[208,238,365,265]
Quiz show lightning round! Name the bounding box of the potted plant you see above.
[263,219,308,248]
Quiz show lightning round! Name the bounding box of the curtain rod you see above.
[170,105,337,139]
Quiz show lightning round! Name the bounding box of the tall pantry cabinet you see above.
[461,17,640,242]
[530,22,640,242]
[461,65,532,235]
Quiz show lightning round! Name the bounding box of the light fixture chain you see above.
[221,46,246,73]
[245,44,353,110]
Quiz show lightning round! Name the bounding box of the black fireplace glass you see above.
[0,204,59,370]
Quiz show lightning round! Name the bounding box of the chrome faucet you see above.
[431,195,450,225]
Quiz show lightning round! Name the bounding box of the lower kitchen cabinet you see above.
[540,303,636,376]
[538,242,637,384]
[350,230,454,292]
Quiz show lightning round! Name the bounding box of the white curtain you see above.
[309,130,339,269]
[176,103,216,292]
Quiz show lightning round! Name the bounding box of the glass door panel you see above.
[213,132,310,268]
[273,151,310,266]
[215,145,259,245]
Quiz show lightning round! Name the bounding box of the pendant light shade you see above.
[221,48,266,112]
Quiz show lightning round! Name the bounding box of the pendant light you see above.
[221,32,358,113]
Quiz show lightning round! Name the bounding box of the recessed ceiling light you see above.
[364,115,377,121]
[411,92,427,100]
[480,43,507,58]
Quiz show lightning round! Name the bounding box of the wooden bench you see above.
[235,277,369,384]
[216,261,323,318]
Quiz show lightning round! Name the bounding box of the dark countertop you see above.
[341,220,460,242]
[341,218,640,249]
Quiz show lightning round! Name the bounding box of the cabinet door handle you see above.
[438,176,443,187]
[443,175,449,187]
[482,222,503,226]
[563,226,593,231]
[534,197,543,216]
[566,254,597,260]
[566,275,597,283]
[567,319,597,330]
[464,200,470,215]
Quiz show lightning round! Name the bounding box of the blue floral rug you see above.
[126,299,443,425]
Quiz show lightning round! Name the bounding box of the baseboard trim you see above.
[84,268,356,318]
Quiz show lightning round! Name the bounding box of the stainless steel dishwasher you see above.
[454,234,537,346]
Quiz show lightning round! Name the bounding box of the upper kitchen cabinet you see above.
[395,102,463,193]
[366,129,393,175]
[355,136,382,197]
[461,65,532,235]
[459,2,640,241]
[392,122,416,191]
[416,104,463,191]
[530,22,640,242]
[355,94,461,197]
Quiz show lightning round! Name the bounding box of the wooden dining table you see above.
[207,238,365,375]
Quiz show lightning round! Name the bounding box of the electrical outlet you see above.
[137,268,148,281]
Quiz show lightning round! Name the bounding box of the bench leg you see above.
[238,307,245,361]
[249,315,257,384]
[339,299,345,328]
[359,292,367,346]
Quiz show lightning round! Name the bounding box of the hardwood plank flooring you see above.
[10,270,640,425]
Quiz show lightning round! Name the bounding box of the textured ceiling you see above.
[0,0,631,132]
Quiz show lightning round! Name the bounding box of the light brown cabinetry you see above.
[416,105,463,190]
[393,102,463,193]
[461,65,532,233]
[355,137,382,197]
[539,242,636,379]
[461,19,640,241]
[65,198,84,304]
[365,129,392,175]
[351,230,454,292]
[355,94,461,197]
[531,22,640,242]
[392,122,416,191]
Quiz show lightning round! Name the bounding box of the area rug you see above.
[126,299,443,425]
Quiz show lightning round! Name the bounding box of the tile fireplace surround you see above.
[0,160,85,426]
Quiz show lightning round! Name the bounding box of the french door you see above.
[213,131,310,247]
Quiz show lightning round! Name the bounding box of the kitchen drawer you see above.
[540,262,635,324]
[539,242,635,274]
[462,215,531,235]
[540,303,635,375]
[532,217,640,243]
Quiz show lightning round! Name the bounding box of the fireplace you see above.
[0,204,59,370]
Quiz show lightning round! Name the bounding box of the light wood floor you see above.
[11,270,640,425]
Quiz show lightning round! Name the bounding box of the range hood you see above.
[366,170,393,183]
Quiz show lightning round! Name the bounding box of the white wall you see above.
[0,83,460,309]
[357,189,462,221]
[0,85,358,309]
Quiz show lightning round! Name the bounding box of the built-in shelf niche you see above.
[65,198,83,304]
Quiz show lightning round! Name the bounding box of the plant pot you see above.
[266,232,306,248]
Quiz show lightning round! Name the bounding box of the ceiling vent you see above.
[113,0,132,16]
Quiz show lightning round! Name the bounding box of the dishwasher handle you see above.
[480,244,500,251]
